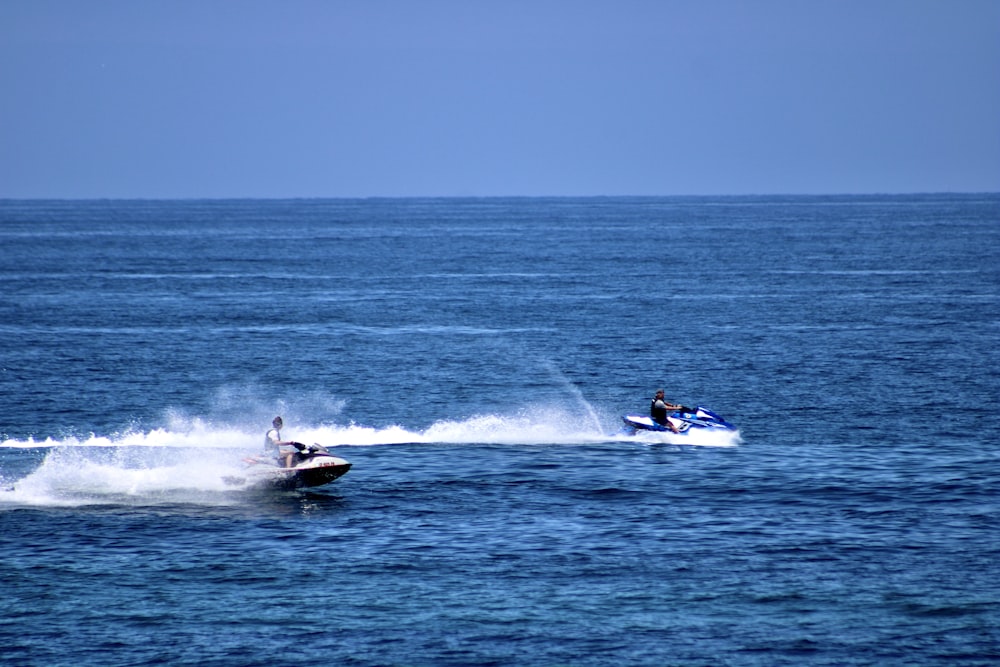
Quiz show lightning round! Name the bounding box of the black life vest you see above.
[650,398,668,425]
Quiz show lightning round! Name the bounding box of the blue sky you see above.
[1,0,998,198]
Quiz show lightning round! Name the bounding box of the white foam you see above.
[0,446,249,507]
[629,427,743,448]
[0,406,740,506]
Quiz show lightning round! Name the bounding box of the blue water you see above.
[1,196,998,666]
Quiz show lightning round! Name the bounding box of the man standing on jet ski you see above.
[651,390,684,433]
[265,416,298,468]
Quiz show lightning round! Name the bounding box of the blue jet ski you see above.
[622,406,737,435]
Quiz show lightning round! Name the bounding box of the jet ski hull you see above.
[259,458,352,490]
[230,445,352,490]
[622,407,736,434]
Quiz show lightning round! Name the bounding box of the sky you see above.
[1,0,998,198]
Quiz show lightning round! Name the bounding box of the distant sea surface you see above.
[2,195,998,666]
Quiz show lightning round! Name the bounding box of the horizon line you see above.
[2,191,998,202]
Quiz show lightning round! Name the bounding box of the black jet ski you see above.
[622,406,737,435]
[228,442,351,490]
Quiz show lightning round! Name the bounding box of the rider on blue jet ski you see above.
[650,390,684,433]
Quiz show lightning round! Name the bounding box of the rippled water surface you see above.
[2,196,999,665]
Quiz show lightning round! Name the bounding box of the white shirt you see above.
[265,427,288,453]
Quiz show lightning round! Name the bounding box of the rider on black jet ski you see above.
[265,416,298,468]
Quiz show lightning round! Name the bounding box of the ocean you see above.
[1,195,998,666]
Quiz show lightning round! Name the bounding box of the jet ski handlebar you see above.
[291,442,330,455]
